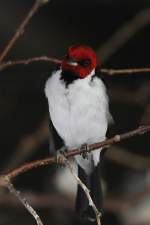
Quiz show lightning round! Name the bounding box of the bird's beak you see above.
[67,59,78,66]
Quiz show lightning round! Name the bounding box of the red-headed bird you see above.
[45,45,112,221]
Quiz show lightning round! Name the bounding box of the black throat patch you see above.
[60,70,79,87]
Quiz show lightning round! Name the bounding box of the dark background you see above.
[0,0,150,225]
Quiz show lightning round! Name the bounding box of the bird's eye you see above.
[78,59,91,67]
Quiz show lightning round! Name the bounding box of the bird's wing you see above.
[48,118,56,156]
[48,117,65,156]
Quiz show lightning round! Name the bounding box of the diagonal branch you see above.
[4,176,44,225]
[61,155,101,225]
[0,0,50,62]
[0,125,149,184]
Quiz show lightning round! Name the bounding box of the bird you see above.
[45,45,112,222]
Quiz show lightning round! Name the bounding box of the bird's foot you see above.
[81,206,96,222]
[80,144,89,159]
[55,146,68,164]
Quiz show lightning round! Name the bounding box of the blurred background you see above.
[0,0,150,225]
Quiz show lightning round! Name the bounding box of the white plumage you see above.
[45,69,110,174]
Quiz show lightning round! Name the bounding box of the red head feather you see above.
[62,45,97,78]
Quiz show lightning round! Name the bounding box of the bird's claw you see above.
[80,144,89,159]
[55,147,68,164]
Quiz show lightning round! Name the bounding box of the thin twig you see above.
[0,0,50,62]
[0,125,149,183]
[4,176,44,225]
[0,55,150,75]
[0,56,61,71]
[61,155,101,225]
[100,67,150,75]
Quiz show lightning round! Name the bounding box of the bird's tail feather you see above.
[75,164,103,222]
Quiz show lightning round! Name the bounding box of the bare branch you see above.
[61,155,101,225]
[0,56,61,71]
[0,125,149,183]
[0,55,150,76]
[100,67,150,75]
[0,0,50,62]
[4,176,44,225]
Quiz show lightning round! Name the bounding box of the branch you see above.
[0,125,149,184]
[0,56,61,71]
[4,177,44,225]
[0,56,150,75]
[61,155,101,225]
[0,0,50,62]
[100,67,150,75]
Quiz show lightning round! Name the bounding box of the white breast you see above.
[45,69,110,174]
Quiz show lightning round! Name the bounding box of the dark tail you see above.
[75,163,103,222]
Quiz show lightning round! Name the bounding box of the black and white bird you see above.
[45,45,112,221]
